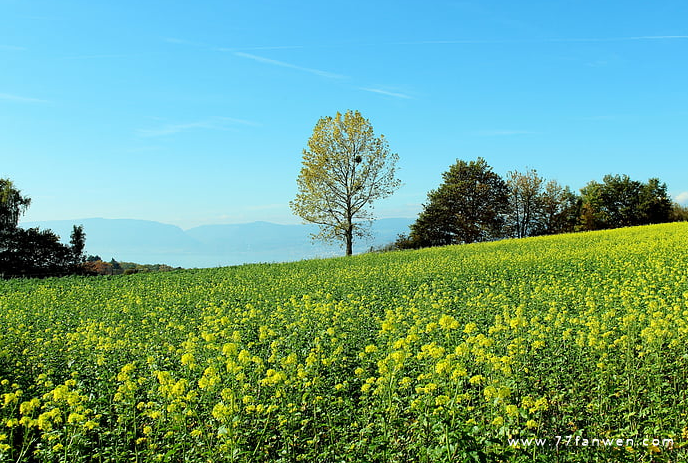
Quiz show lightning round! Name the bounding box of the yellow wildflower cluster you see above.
[0,223,686,461]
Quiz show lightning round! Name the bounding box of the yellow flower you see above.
[84,420,98,431]
[439,314,460,330]
[469,375,484,385]
[464,322,478,334]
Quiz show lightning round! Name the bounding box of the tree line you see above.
[83,256,180,275]
[290,110,686,255]
[0,178,87,278]
[396,157,687,249]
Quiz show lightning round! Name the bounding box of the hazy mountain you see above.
[19,218,414,268]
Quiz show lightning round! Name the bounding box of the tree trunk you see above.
[345,227,353,256]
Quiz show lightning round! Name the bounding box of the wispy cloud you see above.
[165,36,304,52]
[59,54,142,60]
[675,192,688,205]
[0,93,48,103]
[216,45,304,52]
[138,117,259,137]
[546,35,688,43]
[475,129,537,136]
[395,35,688,46]
[233,52,347,79]
[359,87,413,99]
[0,44,26,51]
[577,114,623,121]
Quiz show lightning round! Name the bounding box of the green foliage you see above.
[0,178,87,278]
[69,226,86,267]
[506,169,543,239]
[537,180,580,235]
[670,202,688,222]
[290,110,401,256]
[0,179,31,233]
[407,158,509,247]
[579,175,672,230]
[505,171,580,238]
[83,259,179,276]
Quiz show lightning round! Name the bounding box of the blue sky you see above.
[3,0,687,229]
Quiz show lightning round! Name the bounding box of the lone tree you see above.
[290,110,401,256]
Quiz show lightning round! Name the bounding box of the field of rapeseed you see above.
[1,223,687,462]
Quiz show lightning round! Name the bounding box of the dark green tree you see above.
[537,180,580,235]
[0,227,71,277]
[408,158,509,246]
[638,178,672,224]
[0,178,88,278]
[0,178,31,233]
[579,175,673,230]
[670,202,688,222]
[70,225,87,267]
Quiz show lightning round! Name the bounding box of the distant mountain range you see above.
[19,218,415,268]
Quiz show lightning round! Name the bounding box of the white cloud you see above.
[233,52,347,80]
[675,191,688,205]
[359,87,413,99]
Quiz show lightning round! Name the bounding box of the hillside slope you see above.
[1,223,687,462]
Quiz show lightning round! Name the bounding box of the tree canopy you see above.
[290,110,401,256]
[398,159,680,251]
[579,174,672,230]
[0,178,31,233]
[406,158,509,247]
[0,178,87,278]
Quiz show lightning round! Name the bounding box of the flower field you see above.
[1,223,688,462]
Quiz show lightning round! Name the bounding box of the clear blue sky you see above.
[3,0,687,229]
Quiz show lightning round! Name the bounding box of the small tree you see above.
[70,225,87,267]
[290,110,401,256]
[409,158,509,246]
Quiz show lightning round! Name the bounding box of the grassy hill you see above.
[1,223,687,462]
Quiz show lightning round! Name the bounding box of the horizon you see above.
[16,216,418,267]
[2,0,687,229]
[19,215,418,232]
